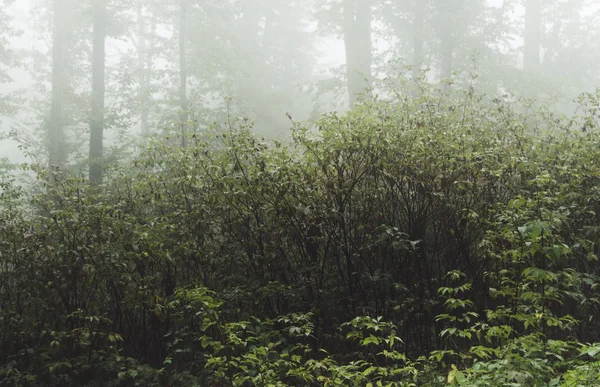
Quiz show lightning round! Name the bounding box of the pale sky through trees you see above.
[1,0,600,168]
[3,3,600,383]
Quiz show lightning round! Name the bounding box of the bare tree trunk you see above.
[89,0,105,186]
[235,0,262,123]
[412,0,426,81]
[179,0,188,147]
[48,0,67,168]
[440,31,453,80]
[343,0,372,108]
[137,3,149,135]
[524,0,541,72]
[356,0,372,84]
[439,0,454,80]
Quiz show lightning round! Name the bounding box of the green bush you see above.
[2,85,600,385]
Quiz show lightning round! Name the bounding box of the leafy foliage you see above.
[3,85,600,385]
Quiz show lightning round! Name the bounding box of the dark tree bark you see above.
[48,0,67,168]
[89,0,106,185]
[524,0,542,72]
[343,0,373,108]
[179,0,188,147]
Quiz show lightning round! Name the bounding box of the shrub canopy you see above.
[2,87,600,385]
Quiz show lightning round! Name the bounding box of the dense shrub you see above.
[2,86,600,385]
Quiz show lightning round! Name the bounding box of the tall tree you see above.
[378,0,506,88]
[376,0,434,92]
[136,2,150,135]
[538,0,600,99]
[178,0,188,146]
[107,0,168,139]
[342,0,373,107]
[412,0,427,81]
[0,2,14,84]
[0,0,19,120]
[438,0,456,80]
[48,0,69,168]
[524,0,542,72]
[179,0,316,134]
[89,0,106,185]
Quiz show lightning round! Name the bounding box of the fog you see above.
[5,2,600,381]
[1,0,600,175]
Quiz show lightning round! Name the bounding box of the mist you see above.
[1,0,598,172]
[2,1,600,384]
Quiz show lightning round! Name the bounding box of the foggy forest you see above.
[2,0,600,385]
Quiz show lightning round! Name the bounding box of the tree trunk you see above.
[137,3,150,135]
[236,0,262,122]
[412,0,426,81]
[524,0,541,72]
[343,0,372,108]
[439,0,454,80]
[48,0,67,168]
[179,0,188,147]
[89,0,105,186]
